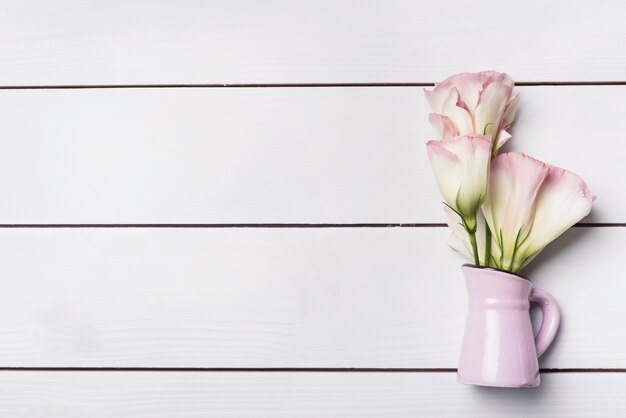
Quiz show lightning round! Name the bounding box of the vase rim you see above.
[461,263,531,282]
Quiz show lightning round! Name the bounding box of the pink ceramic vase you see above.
[457,265,560,388]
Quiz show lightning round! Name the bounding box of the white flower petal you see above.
[482,153,550,269]
[493,130,512,152]
[514,166,595,271]
[451,137,492,219]
[427,136,491,220]
[443,205,475,261]
[428,113,458,140]
[425,72,517,149]
[474,81,512,139]
[426,140,463,211]
[439,88,474,135]
[444,205,500,266]
[502,92,520,130]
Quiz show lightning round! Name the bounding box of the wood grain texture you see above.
[1,371,626,417]
[0,227,622,368]
[2,1,623,413]
[1,0,625,85]
[0,85,621,223]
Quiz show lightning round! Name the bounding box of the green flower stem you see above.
[461,214,481,266]
[508,229,523,272]
[468,229,480,266]
[484,225,492,267]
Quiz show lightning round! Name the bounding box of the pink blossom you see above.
[482,152,595,272]
[426,135,492,225]
[425,72,518,152]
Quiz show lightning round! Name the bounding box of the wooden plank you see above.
[0,86,620,223]
[0,226,622,368]
[1,371,625,416]
[1,1,625,85]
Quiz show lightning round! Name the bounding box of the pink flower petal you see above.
[502,91,520,130]
[482,152,550,269]
[515,165,595,270]
[435,73,484,112]
[425,87,473,135]
[426,140,463,211]
[426,72,517,143]
[493,130,512,151]
[428,113,458,140]
[474,81,513,138]
[426,135,492,219]
[443,205,475,262]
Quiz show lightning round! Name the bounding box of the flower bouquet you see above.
[424,72,595,388]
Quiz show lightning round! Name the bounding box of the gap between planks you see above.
[0,368,625,373]
[0,223,621,228]
[2,82,626,90]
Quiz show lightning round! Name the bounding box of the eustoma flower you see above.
[425,71,594,273]
[481,153,595,272]
[425,72,519,153]
[426,135,492,264]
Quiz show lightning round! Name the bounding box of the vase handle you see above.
[530,288,561,357]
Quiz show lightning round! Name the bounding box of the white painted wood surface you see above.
[0,86,621,223]
[2,0,625,414]
[1,0,625,85]
[1,372,625,417]
[0,227,622,368]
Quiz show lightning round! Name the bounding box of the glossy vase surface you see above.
[457,265,560,388]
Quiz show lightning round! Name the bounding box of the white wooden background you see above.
[1,0,625,416]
